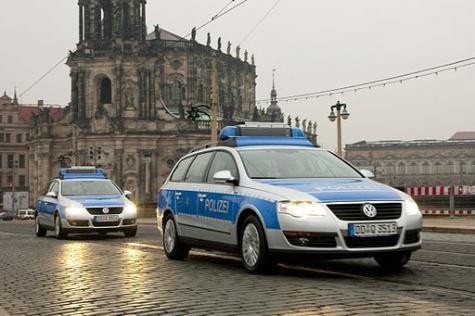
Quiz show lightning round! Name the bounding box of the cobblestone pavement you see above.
[0,221,474,316]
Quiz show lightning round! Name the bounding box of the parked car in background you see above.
[0,211,17,221]
[18,209,36,220]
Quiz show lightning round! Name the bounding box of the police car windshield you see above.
[239,148,362,179]
[61,180,122,196]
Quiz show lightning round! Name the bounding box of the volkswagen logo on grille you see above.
[102,207,110,214]
[361,204,377,218]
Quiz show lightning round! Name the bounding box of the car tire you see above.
[239,215,274,274]
[374,251,411,270]
[163,214,190,260]
[54,214,68,240]
[123,227,137,238]
[35,216,47,237]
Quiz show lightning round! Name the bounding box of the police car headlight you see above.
[65,205,87,215]
[278,201,327,218]
[405,197,421,216]
[124,203,137,216]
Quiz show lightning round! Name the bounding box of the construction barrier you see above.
[422,209,474,216]
[406,186,475,196]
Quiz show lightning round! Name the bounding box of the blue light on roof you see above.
[219,124,315,147]
[59,167,107,180]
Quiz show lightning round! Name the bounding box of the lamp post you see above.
[328,101,350,156]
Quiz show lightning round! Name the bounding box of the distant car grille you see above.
[327,203,402,221]
[87,207,123,215]
[92,221,121,227]
[344,235,400,248]
[284,231,337,248]
[404,230,421,244]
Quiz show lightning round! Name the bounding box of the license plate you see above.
[348,222,398,237]
[94,215,119,223]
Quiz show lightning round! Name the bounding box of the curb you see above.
[422,226,475,235]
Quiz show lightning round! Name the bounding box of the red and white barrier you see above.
[406,186,475,196]
[421,209,474,216]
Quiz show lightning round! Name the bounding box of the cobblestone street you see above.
[0,221,474,315]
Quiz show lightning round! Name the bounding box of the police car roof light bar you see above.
[59,167,107,180]
[218,123,315,148]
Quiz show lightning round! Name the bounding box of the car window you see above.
[207,152,238,184]
[184,152,215,183]
[171,156,194,182]
[61,180,122,196]
[43,182,54,195]
[50,182,59,195]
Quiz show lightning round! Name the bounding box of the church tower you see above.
[266,69,282,122]
[78,0,147,51]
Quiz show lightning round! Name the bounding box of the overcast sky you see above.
[1,0,474,150]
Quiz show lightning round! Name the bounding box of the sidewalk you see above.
[138,217,475,234]
[422,216,475,234]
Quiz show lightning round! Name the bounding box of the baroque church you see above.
[28,0,263,208]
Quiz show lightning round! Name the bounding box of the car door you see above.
[176,151,215,240]
[36,181,53,226]
[43,181,60,226]
[199,151,239,245]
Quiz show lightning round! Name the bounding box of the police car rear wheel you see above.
[54,215,68,240]
[35,216,47,237]
[163,214,190,260]
[240,216,273,274]
[374,251,411,270]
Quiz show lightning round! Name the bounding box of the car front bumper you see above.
[266,203,423,256]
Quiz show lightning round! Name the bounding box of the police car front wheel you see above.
[54,214,68,240]
[163,214,190,260]
[240,215,274,274]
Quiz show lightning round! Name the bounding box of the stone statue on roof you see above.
[236,45,241,59]
[244,50,248,62]
[191,27,197,41]
[251,54,255,65]
[287,115,292,126]
[227,41,231,55]
[217,37,222,51]
[207,33,211,47]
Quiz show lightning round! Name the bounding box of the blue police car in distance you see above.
[35,167,138,239]
[157,123,422,273]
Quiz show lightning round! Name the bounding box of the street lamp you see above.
[328,101,350,156]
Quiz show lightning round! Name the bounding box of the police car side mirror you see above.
[46,191,57,199]
[123,190,132,198]
[360,169,375,179]
[213,170,238,185]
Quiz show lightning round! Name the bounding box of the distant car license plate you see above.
[94,215,119,223]
[349,222,398,237]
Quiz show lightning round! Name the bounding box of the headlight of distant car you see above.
[278,201,327,218]
[405,197,421,216]
[124,203,137,216]
[65,205,87,215]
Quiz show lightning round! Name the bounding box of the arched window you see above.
[446,161,455,174]
[409,162,418,174]
[422,161,430,174]
[398,162,406,175]
[99,77,112,104]
[434,161,443,174]
[171,80,183,102]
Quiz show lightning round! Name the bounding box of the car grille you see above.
[87,207,123,215]
[404,230,421,244]
[327,203,402,221]
[284,231,337,248]
[344,235,400,248]
[92,221,121,227]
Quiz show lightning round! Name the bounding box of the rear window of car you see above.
[170,156,194,182]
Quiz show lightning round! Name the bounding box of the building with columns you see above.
[28,0,258,211]
[345,132,475,189]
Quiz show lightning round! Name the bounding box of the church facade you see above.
[28,0,258,210]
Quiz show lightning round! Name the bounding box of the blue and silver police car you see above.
[35,167,138,239]
[157,123,422,273]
